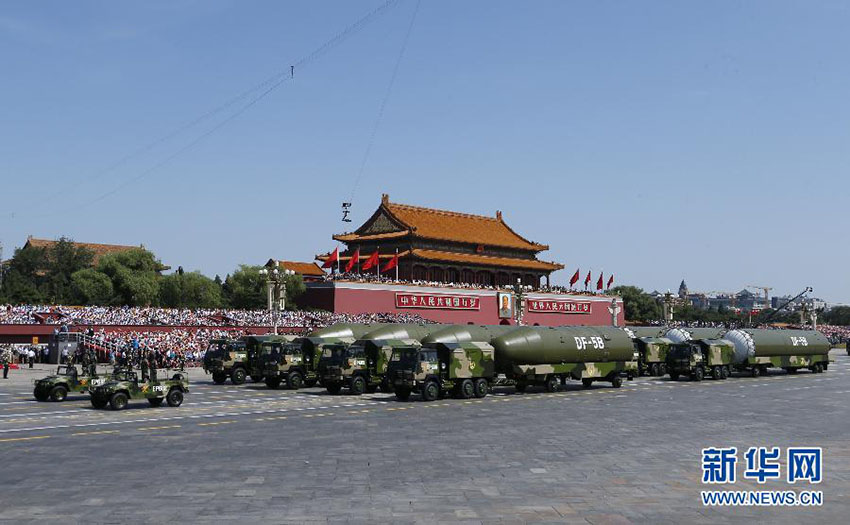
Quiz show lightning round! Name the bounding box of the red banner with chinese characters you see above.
[395,293,480,310]
[527,299,592,314]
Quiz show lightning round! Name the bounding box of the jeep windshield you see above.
[56,366,77,376]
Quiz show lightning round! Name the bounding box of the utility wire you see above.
[23,0,404,219]
[348,0,421,203]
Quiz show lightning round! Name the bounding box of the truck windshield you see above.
[346,346,366,358]
[391,348,419,363]
[322,347,346,359]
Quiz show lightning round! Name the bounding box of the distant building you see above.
[16,236,169,273]
[264,260,326,282]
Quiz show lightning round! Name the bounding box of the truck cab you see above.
[318,339,408,395]
[260,335,322,389]
[666,339,734,381]
[387,342,494,401]
[203,338,246,384]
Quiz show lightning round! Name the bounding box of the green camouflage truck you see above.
[319,338,419,395]
[260,335,337,389]
[666,339,735,381]
[89,369,189,410]
[387,341,495,401]
[203,335,273,385]
[490,326,638,390]
[632,336,674,376]
[721,328,831,377]
[33,365,110,402]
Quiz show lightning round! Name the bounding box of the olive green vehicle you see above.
[260,335,332,389]
[721,328,832,377]
[666,339,735,381]
[203,335,273,385]
[89,369,189,410]
[33,365,110,402]
[319,338,417,395]
[633,336,674,377]
[387,342,495,401]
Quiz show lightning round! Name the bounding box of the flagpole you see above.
[395,248,399,282]
[377,246,380,277]
[336,245,340,275]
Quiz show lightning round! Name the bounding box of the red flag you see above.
[381,252,399,273]
[344,248,360,273]
[584,270,592,287]
[596,272,604,291]
[607,274,614,289]
[569,269,580,287]
[321,247,338,269]
[361,250,380,271]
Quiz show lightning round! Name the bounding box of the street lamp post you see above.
[514,278,526,326]
[259,266,295,335]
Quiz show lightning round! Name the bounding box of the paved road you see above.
[0,351,848,523]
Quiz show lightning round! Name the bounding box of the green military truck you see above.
[319,338,417,395]
[632,336,674,377]
[666,339,735,381]
[203,335,273,385]
[33,365,110,402]
[89,369,189,410]
[260,335,329,389]
[387,341,495,401]
[721,328,831,377]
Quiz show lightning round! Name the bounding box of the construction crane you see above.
[746,285,773,307]
[752,286,813,326]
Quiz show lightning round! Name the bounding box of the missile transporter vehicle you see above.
[388,341,495,401]
[630,335,674,376]
[318,324,445,395]
[666,339,735,381]
[663,327,728,344]
[491,326,638,390]
[203,335,274,385]
[263,323,390,389]
[33,365,110,402]
[89,369,189,410]
[721,329,831,377]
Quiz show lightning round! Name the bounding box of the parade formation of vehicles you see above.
[32,322,835,407]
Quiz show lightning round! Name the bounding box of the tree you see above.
[223,265,266,309]
[609,285,662,322]
[97,248,162,306]
[823,306,850,326]
[43,238,94,303]
[159,271,223,308]
[0,245,46,303]
[71,269,114,305]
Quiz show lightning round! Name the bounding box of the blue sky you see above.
[1,0,848,302]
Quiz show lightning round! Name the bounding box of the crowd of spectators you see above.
[0,304,430,328]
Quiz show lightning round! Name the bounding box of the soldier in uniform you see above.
[1,346,10,379]
[148,351,158,382]
[86,348,97,376]
[140,354,149,382]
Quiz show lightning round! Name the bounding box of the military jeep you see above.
[89,369,189,410]
[33,365,109,402]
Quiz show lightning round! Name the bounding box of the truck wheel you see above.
[611,376,623,388]
[815,363,824,373]
[459,379,474,399]
[581,378,593,389]
[651,363,660,376]
[351,376,366,395]
[212,372,227,385]
[265,376,281,389]
[148,397,163,407]
[288,372,304,390]
[395,387,411,401]
[692,367,703,382]
[166,388,184,407]
[720,366,729,380]
[231,368,247,385]
[474,378,489,398]
[422,381,439,402]
[712,366,722,380]
[109,392,128,411]
[669,372,679,381]
[327,382,342,395]
[751,366,761,378]
[34,388,49,402]
[91,397,108,409]
[660,364,668,376]
[50,385,68,402]
[545,375,560,393]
